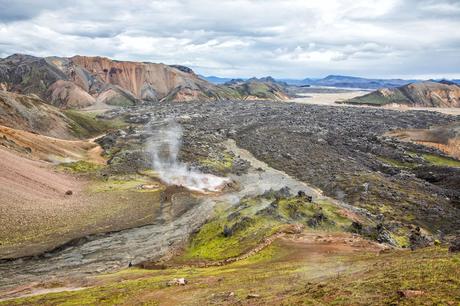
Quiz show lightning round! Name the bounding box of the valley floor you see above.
[290,91,460,115]
[0,99,459,305]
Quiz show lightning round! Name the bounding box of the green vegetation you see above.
[104,95,136,107]
[344,89,410,106]
[236,82,281,100]
[377,156,417,169]
[378,153,460,169]
[182,196,354,261]
[421,153,460,167]
[4,246,458,305]
[88,175,163,193]
[64,110,125,138]
[286,247,460,305]
[199,152,235,174]
[184,198,279,261]
[58,160,103,173]
[0,185,162,258]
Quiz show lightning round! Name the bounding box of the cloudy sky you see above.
[0,0,459,79]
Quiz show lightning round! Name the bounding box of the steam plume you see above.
[146,120,229,193]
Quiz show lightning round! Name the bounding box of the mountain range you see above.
[0,54,291,109]
[204,75,460,90]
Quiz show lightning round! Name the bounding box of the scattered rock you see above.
[397,289,425,298]
[307,210,327,228]
[409,226,430,250]
[350,221,363,234]
[297,190,312,202]
[65,190,73,196]
[247,293,260,299]
[280,224,304,234]
[167,278,188,286]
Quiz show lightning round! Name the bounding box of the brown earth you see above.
[0,142,164,259]
[47,80,96,108]
[387,123,460,159]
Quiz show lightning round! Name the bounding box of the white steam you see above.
[146,120,229,193]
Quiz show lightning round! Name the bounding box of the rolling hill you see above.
[343,81,460,107]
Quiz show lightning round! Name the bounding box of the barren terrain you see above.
[0,96,459,304]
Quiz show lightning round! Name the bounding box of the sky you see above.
[0,0,459,79]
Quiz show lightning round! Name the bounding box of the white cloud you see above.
[0,0,459,78]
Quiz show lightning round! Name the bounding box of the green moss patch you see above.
[88,175,162,193]
[64,110,126,138]
[377,156,418,169]
[184,199,279,261]
[421,153,460,168]
[58,160,103,173]
[182,196,355,262]
[198,152,235,174]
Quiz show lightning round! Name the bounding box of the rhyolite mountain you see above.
[344,81,460,108]
[0,54,290,108]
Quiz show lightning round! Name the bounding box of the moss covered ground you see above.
[421,153,460,167]
[180,195,356,262]
[3,245,458,305]
[198,152,235,174]
[58,160,103,173]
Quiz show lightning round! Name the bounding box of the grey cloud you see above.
[0,0,73,22]
[0,0,459,78]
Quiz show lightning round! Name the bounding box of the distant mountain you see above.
[206,75,418,89]
[204,75,290,87]
[223,76,290,100]
[343,81,460,108]
[201,75,236,84]
[303,75,417,89]
[277,78,317,86]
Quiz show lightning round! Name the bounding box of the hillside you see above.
[0,90,77,139]
[343,81,460,107]
[0,90,125,140]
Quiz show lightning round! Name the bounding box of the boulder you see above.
[167,278,188,286]
[448,236,460,253]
